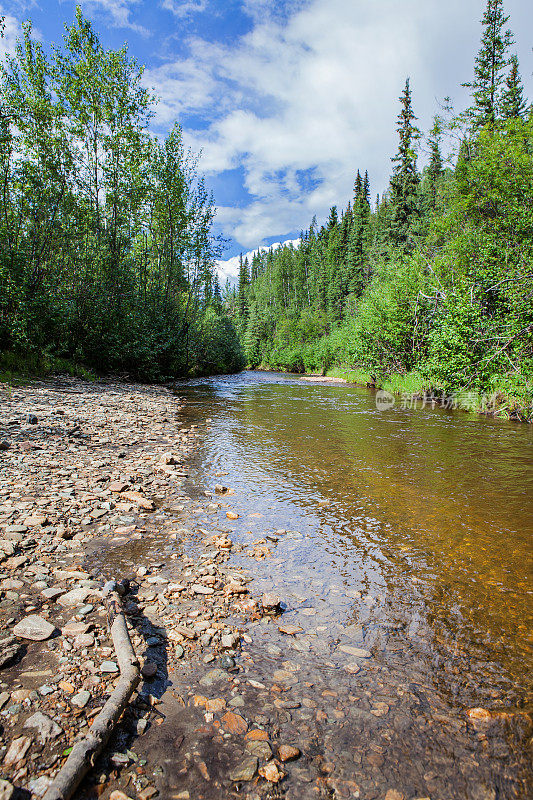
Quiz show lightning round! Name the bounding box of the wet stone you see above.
[229,756,258,782]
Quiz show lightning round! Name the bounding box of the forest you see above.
[229,0,533,417]
[0,9,244,382]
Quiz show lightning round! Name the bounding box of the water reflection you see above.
[177,371,533,699]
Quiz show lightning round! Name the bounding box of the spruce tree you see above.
[464,0,514,129]
[237,254,250,321]
[390,78,420,250]
[500,54,527,119]
[426,120,444,211]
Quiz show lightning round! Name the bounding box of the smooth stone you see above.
[13,615,55,641]
[101,660,119,673]
[57,587,91,607]
[71,690,91,708]
[199,668,228,687]
[338,645,371,658]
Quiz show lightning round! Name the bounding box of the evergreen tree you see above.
[237,254,250,321]
[390,78,420,250]
[426,120,444,211]
[500,54,527,119]
[464,0,514,129]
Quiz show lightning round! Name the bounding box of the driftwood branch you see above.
[43,581,140,800]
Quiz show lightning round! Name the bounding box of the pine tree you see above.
[362,171,370,205]
[390,78,420,250]
[426,120,444,211]
[237,254,250,321]
[500,54,527,119]
[354,171,362,201]
[464,0,514,129]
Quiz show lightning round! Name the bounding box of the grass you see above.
[0,351,97,386]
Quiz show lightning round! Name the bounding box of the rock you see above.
[57,587,91,607]
[278,624,303,635]
[27,414,38,424]
[71,690,91,708]
[0,635,23,668]
[384,791,405,800]
[214,484,228,494]
[226,511,239,520]
[74,633,95,648]
[108,481,128,493]
[26,776,53,798]
[101,660,119,673]
[229,756,258,782]
[41,586,65,601]
[261,593,281,611]
[221,711,248,735]
[246,740,272,759]
[110,792,135,800]
[62,621,92,636]
[344,662,361,675]
[24,711,62,743]
[259,761,284,783]
[278,745,301,762]
[138,788,158,800]
[24,515,48,527]
[338,645,371,658]
[141,661,157,678]
[3,735,31,766]
[219,654,236,671]
[191,584,214,595]
[221,633,240,650]
[0,780,14,800]
[13,614,55,641]
[0,441,10,451]
[467,708,492,721]
[122,491,154,510]
[136,718,149,735]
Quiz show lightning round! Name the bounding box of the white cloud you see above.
[84,0,149,35]
[161,0,208,18]
[149,0,533,251]
[217,238,300,283]
[0,12,21,58]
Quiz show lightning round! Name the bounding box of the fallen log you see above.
[43,580,140,800]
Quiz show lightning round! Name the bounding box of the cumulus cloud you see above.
[0,11,22,58]
[84,0,149,35]
[217,238,301,283]
[161,0,208,18]
[147,0,532,251]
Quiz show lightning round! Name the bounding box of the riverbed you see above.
[170,369,533,798]
[1,371,531,800]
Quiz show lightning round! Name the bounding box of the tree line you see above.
[0,8,244,381]
[231,0,533,415]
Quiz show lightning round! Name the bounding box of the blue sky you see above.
[1,1,532,279]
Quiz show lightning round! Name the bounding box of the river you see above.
[170,369,532,799]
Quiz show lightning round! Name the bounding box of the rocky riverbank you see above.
[0,378,297,799]
[1,377,531,800]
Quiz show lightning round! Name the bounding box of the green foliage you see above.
[237,4,532,417]
[0,7,244,381]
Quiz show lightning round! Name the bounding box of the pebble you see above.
[100,660,119,673]
[71,690,91,708]
[278,745,301,762]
